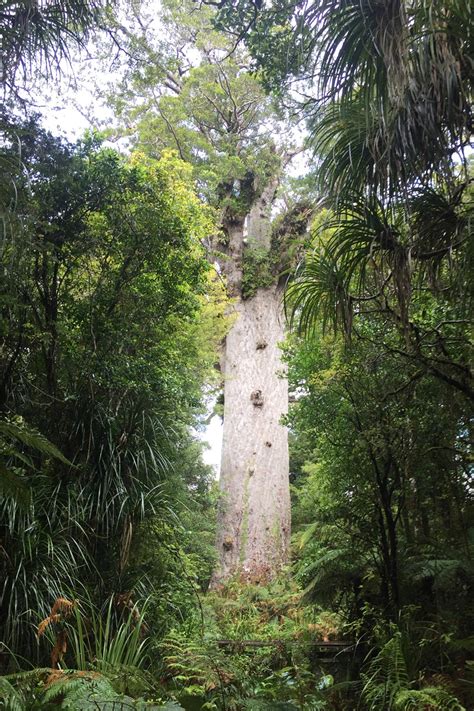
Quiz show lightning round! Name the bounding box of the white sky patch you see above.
[198,413,223,476]
[34,48,117,140]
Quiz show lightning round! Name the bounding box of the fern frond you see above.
[394,686,465,710]
[41,671,118,707]
[0,419,73,466]
[361,632,465,710]
[296,521,319,550]
[0,677,25,711]
[361,633,409,710]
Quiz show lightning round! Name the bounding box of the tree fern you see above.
[403,546,474,595]
[297,543,366,608]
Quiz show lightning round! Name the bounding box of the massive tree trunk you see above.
[213,286,290,584]
[211,177,291,586]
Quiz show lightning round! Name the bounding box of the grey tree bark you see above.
[211,178,291,586]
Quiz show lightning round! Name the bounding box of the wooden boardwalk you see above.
[216,639,355,653]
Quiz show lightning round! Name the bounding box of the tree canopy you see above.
[0,117,225,655]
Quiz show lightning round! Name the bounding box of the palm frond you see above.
[309,0,393,104]
[1,1,110,90]
[305,0,472,197]
[309,100,382,199]
[286,247,351,337]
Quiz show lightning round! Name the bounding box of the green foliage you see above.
[205,578,336,645]
[361,632,465,710]
[241,203,313,299]
[271,204,313,281]
[157,581,340,710]
[241,244,274,299]
[160,626,332,711]
[161,630,230,705]
[66,595,150,671]
[102,0,295,300]
[0,415,72,506]
[0,676,24,711]
[107,0,283,212]
[246,4,474,703]
[2,2,473,709]
[0,669,50,710]
[0,668,184,710]
[287,190,472,370]
[0,118,221,661]
[0,418,72,467]
[40,671,119,709]
[277,0,474,405]
[285,319,473,706]
[217,0,472,173]
[287,321,473,613]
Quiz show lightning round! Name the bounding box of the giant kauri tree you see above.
[107,0,310,583]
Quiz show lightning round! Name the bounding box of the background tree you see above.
[0,118,224,659]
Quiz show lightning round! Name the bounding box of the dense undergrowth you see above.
[1,578,473,709]
[0,579,347,709]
